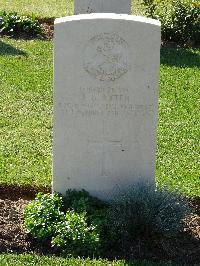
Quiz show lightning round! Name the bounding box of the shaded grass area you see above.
[0,0,142,18]
[0,254,178,266]
[0,38,199,196]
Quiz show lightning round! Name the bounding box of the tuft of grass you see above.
[0,254,179,266]
[0,38,199,197]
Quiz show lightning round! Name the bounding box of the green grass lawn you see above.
[0,38,199,196]
[0,254,179,266]
[157,48,200,196]
[0,0,143,18]
[0,0,73,18]
[0,38,53,187]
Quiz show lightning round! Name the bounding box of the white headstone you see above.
[74,0,131,15]
[53,13,161,199]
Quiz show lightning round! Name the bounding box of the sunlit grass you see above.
[0,0,73,18]
[1,0,143,18]
[0,38,53,187]
[157,48,200,196]
[0,38,199,196]
[0,254,177,266]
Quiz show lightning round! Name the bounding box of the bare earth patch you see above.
[0,184,51,253]
[0,198,31,253]
[39,18,54,40]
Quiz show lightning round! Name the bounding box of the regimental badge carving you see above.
[83,33,130,81]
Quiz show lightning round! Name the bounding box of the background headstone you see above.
[53,13,161,199]
[74,0,131,15]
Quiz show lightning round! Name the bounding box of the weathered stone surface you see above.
[74,0,131,15]
[53,14,161,199]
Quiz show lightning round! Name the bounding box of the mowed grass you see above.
[0,38,199,196]
[0,38,53,187]
[0,0,193,18]
[0,0,143,18]
[0,0,74,18]
[157,49,200,196]
[0,254,178,266]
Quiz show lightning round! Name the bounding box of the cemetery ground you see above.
[0,1,200,265]
[0,38,199,196]
[0,39,200,266]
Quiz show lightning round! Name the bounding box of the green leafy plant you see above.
[24,192,64,240]
[63,190,108,253]
[63,189,108,225]
[64,190,103,213]
[0,11,41,36]
[52,211,100,256]
[142,0,200,44]
[142,0,157,18]
[24,192,100,257]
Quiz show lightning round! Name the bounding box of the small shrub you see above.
[105,184,192,249]
[24,187,193,257]
[142,0,157,18]
[64,189,108,226]
[51,211,100,256]
[24,192,64,240]
[0,11,41,36]
[24,192,100,257]
[142,0,200,44]
[64,189,104,213]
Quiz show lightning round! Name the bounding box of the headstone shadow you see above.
[0,40,27,56]
[161,48,200,68]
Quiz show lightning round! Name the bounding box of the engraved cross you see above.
[88,139,123,177]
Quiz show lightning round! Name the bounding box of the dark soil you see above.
[0,197,31,253]
[0,184,51,253]
[0,184,200,265]
[0,184,51,201]
[38,17,54,40]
